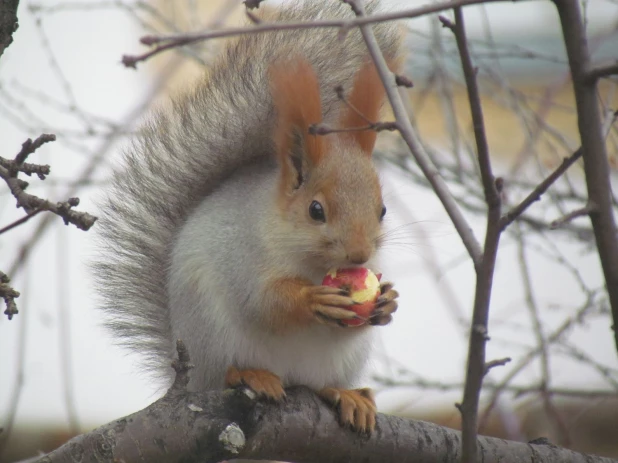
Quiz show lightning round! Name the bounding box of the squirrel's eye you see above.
[309,200,326,222]
[380,205,387,220]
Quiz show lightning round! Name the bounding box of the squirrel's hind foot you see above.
[318,387,377,434]
[225,366,286,401]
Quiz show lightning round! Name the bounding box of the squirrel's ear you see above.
[340,59,400,155]
[270,57,325,190]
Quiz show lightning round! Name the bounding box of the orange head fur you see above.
[270,58,326,194]
[340,57,402,154]
[340,61,384,154]
[269,56,391,271]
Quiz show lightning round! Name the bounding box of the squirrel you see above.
[94,0,401,433]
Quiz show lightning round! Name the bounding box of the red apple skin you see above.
[322,268,380,327]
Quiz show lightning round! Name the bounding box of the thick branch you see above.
[554,0,618,355]
[34,387,618,463]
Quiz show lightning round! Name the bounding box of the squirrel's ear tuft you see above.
[270,57,325,190]
[340,59,400,156]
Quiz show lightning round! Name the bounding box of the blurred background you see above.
[1,0,617,461]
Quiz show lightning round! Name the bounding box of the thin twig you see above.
[586,61,618,82]
[169,340,194,393]
[373,375,618,399]
[122,0,513,67]
[484,357,511,376]
[6,54,184,280]
[309,121,397,135]
[0,271,20,320]
[0,134,97,232]
[501,109,618,230]
[347,0,483,268]
[0,209,43,235]
[515,223,572,444]
[0,270,29,458]
[57,228,81,434]
[499,147,583,230]
[479,293,598,427]
[550,204,596,229]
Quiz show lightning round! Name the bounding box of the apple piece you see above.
[322,267,381,327]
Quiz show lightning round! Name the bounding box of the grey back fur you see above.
[93,0,400,385]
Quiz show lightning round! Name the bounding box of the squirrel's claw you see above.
[304,285,358,327]
[225,366,286,401]
[370,282,399,326]
[318,387,377,433]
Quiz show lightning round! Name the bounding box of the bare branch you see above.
[33,387,618,463]
[501,109,617,230]
[0,134,97,232]
[373,375,618,399]
[6,50,183,282]
[170,339,194,392]
[550,204,597,229]
[480,294,600,426]
[484,357,511,376]
[554,0,618,356]
[0,271,19,320]
[443,7,502,463]
[346,0,483,268]
[13,133,55,165]
[500,147,583,230]
[122,0,515,68]
[0,0,19,59]
[0,209,43,235]
[0,134,98,320]
[309,121,398,136]
[586,61,618,82]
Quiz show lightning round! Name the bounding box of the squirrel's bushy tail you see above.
[93,0,401,384]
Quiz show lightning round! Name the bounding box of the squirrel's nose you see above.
[346,249,370,265]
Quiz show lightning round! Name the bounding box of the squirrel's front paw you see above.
[369,282,399,326]
[302,285,362,327]
[318,387,377,433]
[225,366,286,401]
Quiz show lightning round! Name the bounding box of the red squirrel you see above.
[94,0,401,433]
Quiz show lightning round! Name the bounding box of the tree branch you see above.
[373,375,618,399]
[122,0,524,68]
[586,61,618,82]
[0,0,19,59]
[0,134,98,320]
[550,204,596,229]
[0,134,97,232]
[554,0,618,356]
[32,386,618,463]
[442,7,502,463]
[346,0,483,268]
[0,271,19,320]
[499,147,583,230]
[500,109,617,230]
